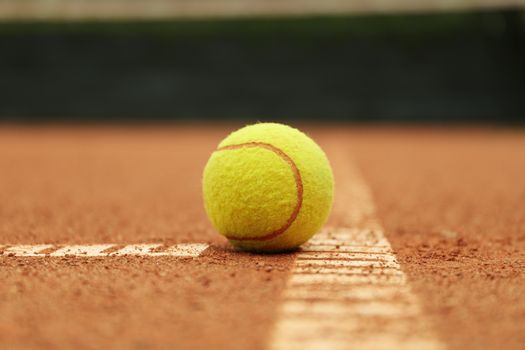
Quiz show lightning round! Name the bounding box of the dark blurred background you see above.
[0,1,524,124]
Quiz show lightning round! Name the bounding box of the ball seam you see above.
[215,142,303,242]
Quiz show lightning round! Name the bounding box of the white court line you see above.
[50,244,115,257]
[294,266,403,276]
[110,243,208,257]
[305,238,390,247]
[297,252,398,262]
[283,285,411,301]
[0,243,209,257]
[289,271,406,285]
[150,243,210,257]
[301,245,393,253]
[269,151,442,350]
[295,259,400,268]
[110,244,164,256]
[273,317,425,336]
[282,300,420,317]
[1,244,54,256]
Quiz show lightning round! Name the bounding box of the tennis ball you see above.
[202,123,334,252]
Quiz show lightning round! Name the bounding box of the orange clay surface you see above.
[0,125,524,350]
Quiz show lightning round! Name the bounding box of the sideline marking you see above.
[0,244,54,257]
[50,244,115,257]
[0,243,209,257]
[153,243,209,257]
[270,151,442,350]
[109,244,163,256]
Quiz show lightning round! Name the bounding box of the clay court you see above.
[1,126,524,349]
[1,1,525,349]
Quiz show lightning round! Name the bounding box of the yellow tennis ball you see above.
[202,123,334,252]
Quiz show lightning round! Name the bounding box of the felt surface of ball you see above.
[202,123,334,252]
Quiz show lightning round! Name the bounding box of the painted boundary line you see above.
[269,149,443,349]
[0,243,209,257]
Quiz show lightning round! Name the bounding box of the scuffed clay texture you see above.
[202,123,334,252]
